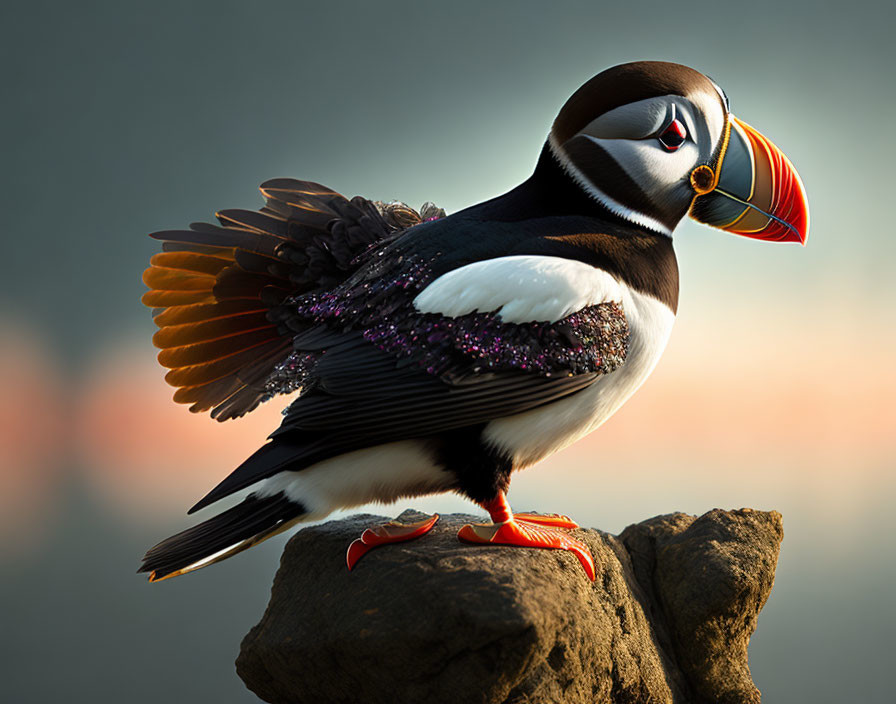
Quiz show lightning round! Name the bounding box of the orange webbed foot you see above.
[457,518,595,581]
[346,513,440,571]
[457,494,594,581]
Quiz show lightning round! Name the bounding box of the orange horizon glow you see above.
[75,341,294,518]
[0,317,67,555]
[74,304,894,517]
[1,297,893,539]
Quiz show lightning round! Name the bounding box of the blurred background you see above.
[1,1,893,701]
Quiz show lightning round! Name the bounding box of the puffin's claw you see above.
[346,513,440,571]
[457,517,595,581]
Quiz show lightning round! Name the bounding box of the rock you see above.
[237,508,782,704]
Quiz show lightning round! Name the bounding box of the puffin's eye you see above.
[658,119,687,151]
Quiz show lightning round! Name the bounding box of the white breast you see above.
[482,285,676,467]
[253,258,673,514]
[413,255,623,323]
[255,440,453,519]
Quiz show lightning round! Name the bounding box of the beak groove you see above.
[712,186,805,241]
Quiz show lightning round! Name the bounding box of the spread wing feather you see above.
[142,179,423,420]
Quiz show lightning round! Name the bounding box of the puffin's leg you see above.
[346,513,439,571]
[457,493,595,581]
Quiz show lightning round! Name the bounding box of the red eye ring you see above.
[659,118,687,151]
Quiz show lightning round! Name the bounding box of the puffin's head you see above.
[549,61,808,243]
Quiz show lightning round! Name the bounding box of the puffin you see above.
[139,61,808,582]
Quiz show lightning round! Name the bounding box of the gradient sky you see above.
[1,1,894,703]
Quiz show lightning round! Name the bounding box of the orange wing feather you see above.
[143,178,417,420]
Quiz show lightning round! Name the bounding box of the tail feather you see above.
[139,493,304,582]
[142,179,391,421]
[142,179,445,421]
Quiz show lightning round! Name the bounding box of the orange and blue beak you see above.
[689,116,809,244]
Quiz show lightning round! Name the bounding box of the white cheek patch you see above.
[688,90,726,148]
[577,93,725,194]
[580,97,668,140]
[549,132,673,235]
[413,255,622,324]
[586,134,699,191]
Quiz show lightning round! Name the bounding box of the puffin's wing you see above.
[143,179,439,420]
[277,332,613,438]
[188,288,628,513]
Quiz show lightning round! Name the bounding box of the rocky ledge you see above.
[238,508,782,704]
